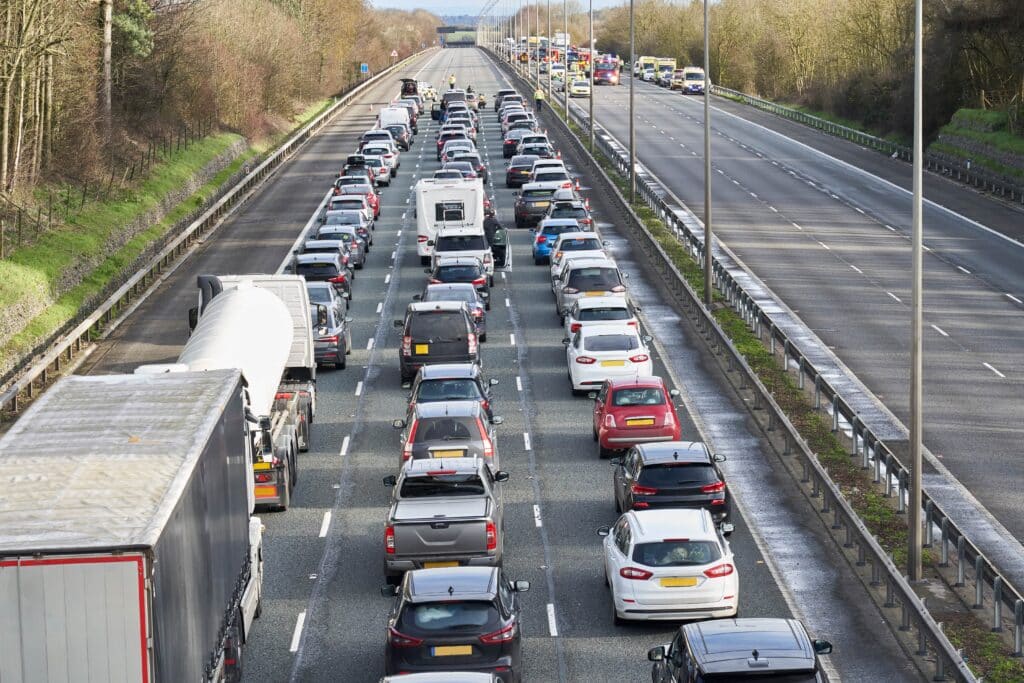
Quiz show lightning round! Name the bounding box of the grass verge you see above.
[555,101,1021,680]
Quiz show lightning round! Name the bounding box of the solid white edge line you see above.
[515,376,523,392]
[957,266,971,274]
[366,338,375,350]
[289,611,307,652]
[1007,294,1023,305]
[818,241,830,250]
[384,273,391,284]
[340,435,350,457]
[887,292,902,303]
[931,324,949,337]
[523,432,531,450]
[354,381,363,397]
[983,362,1006,379]
[533,504,543,527]
[505,297,511,307]
[376,302,383,313]
[318,511,332,538]
[546,603,558,637]
[510,333,516,345]
[850,264,863,274]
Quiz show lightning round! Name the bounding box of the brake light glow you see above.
[385,526,395,554]
[468,332,478,355]
[629,354,649,363]
[329,275,347,283]
[663,410,676,427]
[631,483,658,496]
[604,413,616,428]
[388,626,422,647]
[417,235,429,243]
[401,419,419,460]
[476,417,492,458]
[703,563,735,578]
[486,521,497,550]
[480,621,516,644]
[575,356,596,364]
[611,285,626,293]
[701,480,726,494]
[536,235,547,243]
[570,322,581,333]
[254,473,272,483]
[275,392,294,400]
[619,567,653,580]
[318,335,338,343]
[472,277,486,286]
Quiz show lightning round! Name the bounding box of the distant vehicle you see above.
[553,256,625,318]
[381,566,529,681]
[417,282,488,339]
[392,400,502,471]
[405,362,499,418]
[309,296,352,369]
[565,322,654,394]
[648,618,833,681]
[570,79,592,97]
[594,62,619,85]
[532,218,583,264]
[415,178,486,265]
[394,301,481,383]
[599,508,737,624]
[680,66,707,94]
[563,294,639,336]
[514,182,559,228]
[591,376,681,457]
[426,255,491,304]
[429,225,494,280]
[506,154,540,188]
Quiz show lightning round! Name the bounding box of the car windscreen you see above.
[686,72,704,80]
[306,286,331,304]
[578,306,630,322]
[414,416,478,443]
[295,262,338,278]
[567,267,620,289]
[400,473,486,497]
[408,311,467,338]
[583,334,638,352]
[632,540,722,567]
[437,235,486,251]
[437,265,482,281]
[416,378,484,403]
[612,387,664,406]
[638,463,717,487]
[399,601,500,633]
[558,238,601,251]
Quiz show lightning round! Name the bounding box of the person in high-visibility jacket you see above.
[534,87,545,112]
[448,73,456,89]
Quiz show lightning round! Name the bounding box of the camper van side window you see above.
[435,201,465,222]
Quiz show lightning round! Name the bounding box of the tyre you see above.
[420,255,430,266]
[276,466,291,512]
[485,299,492,311]
[534,255,544,266]
[599,444,611,459]
[611,594,625,626]
[338,349,347,369]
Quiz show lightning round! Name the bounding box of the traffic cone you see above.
[574,177,581,191]
[584,198,590,211]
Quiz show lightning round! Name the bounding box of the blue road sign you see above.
[360,63,369,74]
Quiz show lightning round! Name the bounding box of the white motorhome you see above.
[414,178,485,266]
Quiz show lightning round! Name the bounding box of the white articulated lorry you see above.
[0,369,263,683]
[414,177,486,265]
[182,274,315,511]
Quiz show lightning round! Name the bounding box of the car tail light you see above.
[604,413,616,428]
[318,335,338,343]
[631,483,658,496]
[575,356,596,364]
[417,235,428,243]
[480,620,517,644]
[701,480,726,494]
[611,285,626,293]
[254,473,272,483]
[429,278,442,284]
[629,354,649,363]
[486,521,497,550]
[627,320,638,327]
[472,277,486,286]
[483,253,492,264]
[481,399,490,413]
[402,335,412,357]
[663,410,675,427]
[388,626,422,648]
[475,416,493,458]
[619,567,653,580]
[536,235,547,244]
[570,322,581,333]
[402,419,418,460]
[384,526,396,554]
[468,332,478,355]
[563,287,579,294]
[329,274,347,284]
[275,392,294,400]
[703,563,734,578]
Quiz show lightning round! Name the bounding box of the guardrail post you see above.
[956,536,967,585]
[884,453,895,498]
[820,486,830,513]
[900,604,911,632]
[993,577,1004,632]
[861,434,872,470]
[850,416,860,456]
[797,356,805,389]
[974,555,985,609]
[814,374,821,410]
[885,575,897,608]
[1014,599,1023,656]
[832,395,840,432]
[873,442,883,483]
[924,500,934,547]
[934,652,946,681]
[917,626,928,657]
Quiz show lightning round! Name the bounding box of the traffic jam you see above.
[310,73,833,682]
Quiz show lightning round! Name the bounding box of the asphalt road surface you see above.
[579,73,1024,551]
[81,48,918,682]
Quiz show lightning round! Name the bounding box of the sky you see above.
[371,0,625,15]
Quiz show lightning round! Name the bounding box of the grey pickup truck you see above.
[382,457,508,585]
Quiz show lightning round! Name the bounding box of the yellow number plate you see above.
[601,360,626,367]
[433,645,473,656]
[424,561,459,569]
[433,450,465,458]
[535,201,550,207]
[626,418,656,426]
[585,291,606,296]
[660,577,698,587]
[415,344,429,355]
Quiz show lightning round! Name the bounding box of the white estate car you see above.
[564,322,653,393]
[599,508,738,623]
[563,295,640,337]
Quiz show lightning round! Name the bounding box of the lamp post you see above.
[547,0,552,100]
[588,0,594,153]
[628,0,635,203]
[908,0,924,584]
[702,0,712,308]
[563,0,568,125]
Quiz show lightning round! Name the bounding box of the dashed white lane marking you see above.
[923,245,932,252]
[849,264,863,274]
[931,324,949,337]
[769,206,778,212]
[887,291,902,303]
[546,604,558,636]
[318,512,332,538]
[516,376,523,392]
[354,381,363,397]
[505,297,511,307]
[396,230,401,237]
[523,432,532,450]
[885,225,896,231]
[1007,294,1023,305]
[289,612,307,652]
[854,207,865,214]
[957,266,971,274]
[792,222,803,231]
[339,435,350,457]
[366,338,375,350]
[749,192,758,199]
[384,273,391,284]
[510,333,516,345]
[501,271,507,280]
[983,362,1006,379]
[818,241,830,250]
[391,250,396,260]
[533,504,543,527]
[376,302,383,313]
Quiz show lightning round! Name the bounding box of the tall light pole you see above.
[588,0,594,152]
[535,1,541,87]
[547,0,552,101]
[908,0,924,583]
[702,0,713,308]
[628,0,636,203]
[563,0,569,124]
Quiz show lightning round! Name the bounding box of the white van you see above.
[414,178,485,266]
[430,226,494,280]
[378,106,411,130]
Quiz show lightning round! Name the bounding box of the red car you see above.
[338,183,380,219]
[591,377,682,458]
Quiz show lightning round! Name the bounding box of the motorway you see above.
[80,48,917,681]
[576,72,1024,551]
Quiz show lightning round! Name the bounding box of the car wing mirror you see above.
[494,470,510,482]
[719,522,735,535]
[187,306,199,333]
[490,416,504,425]
[393,319,405,328]
[668,389,681,398]
[587,391,598,400]
[513,580,531,592]
[647,646,666,662]
[713,453,727,462]
[813,639,833,655]
[562,337,571,346]
[642,335,653,343]
[392,419,406,429]
[380,585,399,597]
[412,294,422,301]
[489,378,500,386]
[596,525,611,537]
[382,475,397,487]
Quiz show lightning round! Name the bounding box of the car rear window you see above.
[306,286,331,304]
[567,267,620,289]
[632,540,722,567]
[400,602,499,632]
[584,334,639,352]
[434,201,465,222]
[542,224,581,237]
[317,230,354,243]
[638,463,717,487]
[559,238,601,251]
[523,189,555,200]
[296,262,338,278]
[578,306,629,322]
[416,378,484,402]
[612,388,664,406]
[400,473,485,497]
[535,171,569,182]
[437,265,482,281]
[551,206,588,219]
[414,416,478,442]
[424,288,477,304]
[409,311,467,338]
[324,213,360,225]
[437,235,486,251]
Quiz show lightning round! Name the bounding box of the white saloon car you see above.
[564,322,653,393]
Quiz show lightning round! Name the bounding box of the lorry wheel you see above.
[298,417,310,453]
[277,467,291,512]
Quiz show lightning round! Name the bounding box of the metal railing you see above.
[711,85,1024,204]
[491,49,990,681]
[0,48,434,418]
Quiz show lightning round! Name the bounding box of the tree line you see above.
[0,0,440,200]
[594,0,1023,140]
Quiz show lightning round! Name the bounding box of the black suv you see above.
[394,301,480,383]
[612,441,731,523]
[648,618,833,682]
[382,566,529,682]
[505,154,539,188]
